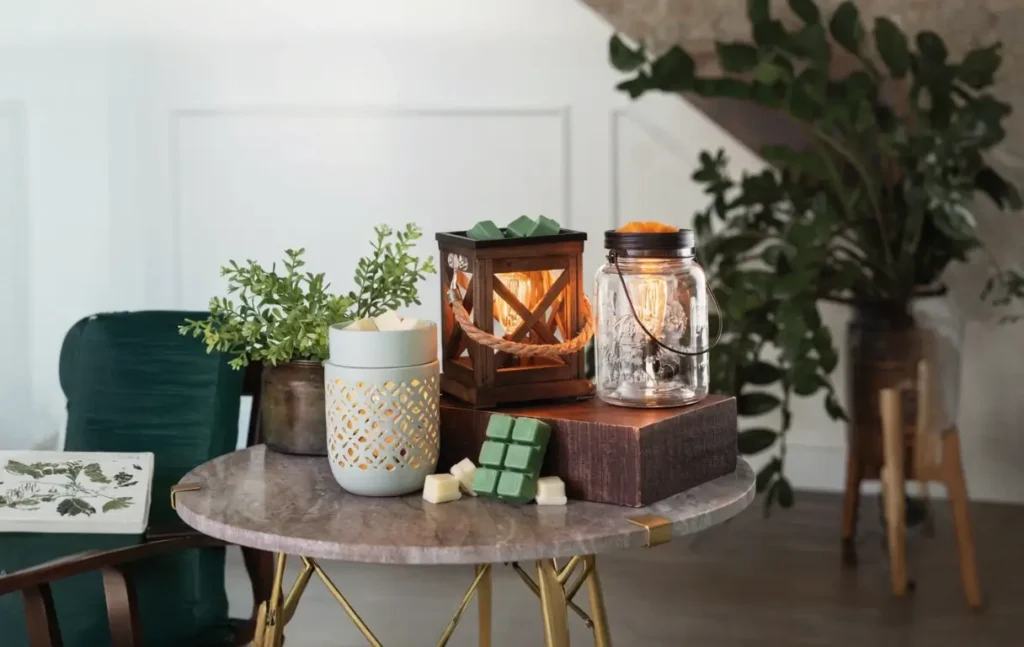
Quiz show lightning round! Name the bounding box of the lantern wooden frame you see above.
[436,229,594,407]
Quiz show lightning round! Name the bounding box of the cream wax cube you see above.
[535,476,567,506]
[393,316,420,331]
[372,309,406,332]
[422,474,462,504]
[449,458,478,496]
[345,318,378,331]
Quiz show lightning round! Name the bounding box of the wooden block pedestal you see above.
[439,395,738,507]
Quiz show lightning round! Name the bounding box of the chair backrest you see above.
[59,310,246,529]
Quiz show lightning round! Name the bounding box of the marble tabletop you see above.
[174,445,754,565]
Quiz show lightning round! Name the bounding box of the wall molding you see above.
[168,105,572,306]
[0,100,32,449]
[609,107,702,228]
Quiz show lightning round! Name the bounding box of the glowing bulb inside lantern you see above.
[494,272,534,333]
[630,276,669,338]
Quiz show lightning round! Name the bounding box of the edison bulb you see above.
[629,276,669,338]
[494,272,533,332]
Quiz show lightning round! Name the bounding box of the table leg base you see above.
[252,554,612,647]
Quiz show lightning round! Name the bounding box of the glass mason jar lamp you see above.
[595,229,713,408]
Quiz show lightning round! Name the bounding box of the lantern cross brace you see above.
[494,270,571,368]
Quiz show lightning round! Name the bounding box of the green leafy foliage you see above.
[57,498,96,517]
[84,463,110,484]
[103,497,133,512]
[609,0,1022,511]
[179,224,435,368]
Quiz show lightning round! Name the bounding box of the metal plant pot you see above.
[261,360,328,456]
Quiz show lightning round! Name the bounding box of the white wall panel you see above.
[0,102,30,449]
[172,107,569,321]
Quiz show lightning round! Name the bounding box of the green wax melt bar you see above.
[511,417,551,445]
[505,215,538,238]
[497,471,537,503]
[504,444,542,473]
[485,414,515,440]
[475,414,552,503]
[473,467,501,496]
[467,220,505,241]
[478,440,508,468]
[534,215,561,237]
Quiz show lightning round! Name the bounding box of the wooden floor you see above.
[225,492,1024,646]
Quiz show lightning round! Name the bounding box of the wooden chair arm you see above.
[0,535,219,596]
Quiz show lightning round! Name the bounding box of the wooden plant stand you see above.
[878,361,982,609]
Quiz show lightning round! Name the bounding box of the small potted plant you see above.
[180,224,435,455]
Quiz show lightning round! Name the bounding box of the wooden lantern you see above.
[436,229,595,407]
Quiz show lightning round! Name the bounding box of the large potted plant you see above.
[608,0,1023,512]
[180,224,435,455]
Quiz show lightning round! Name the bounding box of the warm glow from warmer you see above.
[631,276,669,337]
[494,272,534,332]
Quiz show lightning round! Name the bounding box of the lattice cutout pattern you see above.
[326,375,440,472]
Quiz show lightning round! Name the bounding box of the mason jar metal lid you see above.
[604,230,695,258]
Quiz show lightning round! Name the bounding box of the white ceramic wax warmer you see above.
[324,319,440,496]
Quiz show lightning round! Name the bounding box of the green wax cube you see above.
[478,440,507,468]
[505,215,539,238]
[504,444,541,473]
[534,215,561,237]
[497,471,537,503]
[473,467,500,496]
[467,220,505,241]
[511,417,551,446]
[485,414,515,440]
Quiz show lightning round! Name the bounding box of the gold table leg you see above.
[250,553,611,647]
[255,553,288,647]
[584,556,611,647]
[537,559,571,647]
[478,564,492,647]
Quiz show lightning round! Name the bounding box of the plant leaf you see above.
[756,458,781,493]
[5,460,43,479]
[975,166,1023,210]
[716,42,760,73]
[825,392,848,421]
[958,43,1002,89]
[616,74,652,99]
[738,428,778,454]
[609,35,646,73]
[873,17,909,79]
[84,463,110,484]
[57,498,96,517]
[788,0,820,24]
[103,497,133,513]
[748,0,771,24]
[744,361,783,385]
[828,1,864,54]
[650,47,696,91]
[916,31,948,64]
[738,392,782,416]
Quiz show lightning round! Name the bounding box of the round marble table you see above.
[174,446,754,647]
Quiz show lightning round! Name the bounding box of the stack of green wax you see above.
[472,414,551,503]
[465,216,561,241]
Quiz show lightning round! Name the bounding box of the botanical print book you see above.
[0,451,154,534]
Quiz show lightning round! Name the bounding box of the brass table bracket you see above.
[627,514,672,547]
[169,483,202,510]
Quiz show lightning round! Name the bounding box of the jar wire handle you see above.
[611,252,723,357]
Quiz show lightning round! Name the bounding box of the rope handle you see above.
[448,289,594,358]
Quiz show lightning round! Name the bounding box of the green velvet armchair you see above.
[0,311,273,647]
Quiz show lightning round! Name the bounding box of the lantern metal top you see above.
[604,230,695,258]
[436,229,587,250]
